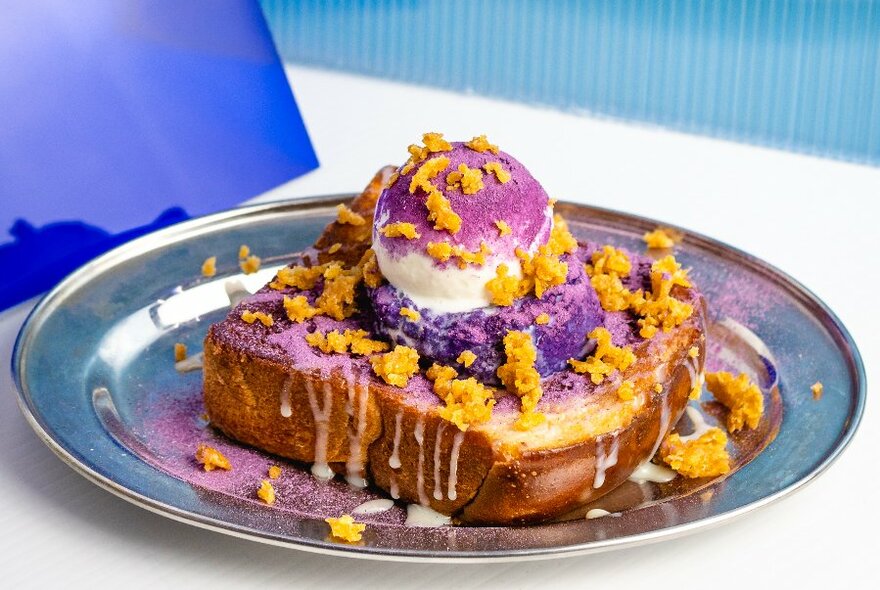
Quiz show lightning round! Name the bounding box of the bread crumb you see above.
[811,381,823,400]
[660,429,730,478]
[456,350,477,368]
[257,480,275,505]
[336,203,366,226]
[174,342,187,362]
[483,162,511,183]
[195,444,231,471]
[400,307,421,322]
[201,256,217,277]
[643,228,677,249]
[464,134,499,154]
[371,345,420,387]
[688,346,699,358]
[328,242,342,254]
[535,313,550,325]
[495,220,512,236]
[325,515,366,543]
[268,465,281,479]
[305,329,389,356]
[239,254,261,274]
[241,310,273,327]
[238,244,250,259]
[380,222,421,240]
[568,327,636,384]
[705,371,764,431]
[497,331,545,429]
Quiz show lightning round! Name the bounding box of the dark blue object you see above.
[0,0,318,310]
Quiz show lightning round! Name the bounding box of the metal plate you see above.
[11,197,865,562]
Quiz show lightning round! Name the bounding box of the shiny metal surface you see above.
[11,196,865,562]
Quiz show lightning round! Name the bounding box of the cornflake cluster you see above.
[427,363,496,431]
[497,330,545,430]
[568,327,636,385]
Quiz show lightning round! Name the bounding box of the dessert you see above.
[203,134,713,524]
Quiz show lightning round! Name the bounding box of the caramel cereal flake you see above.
[446,163,485,195]
[380,222,421,240]
[201,256,217,277]
[239,254,261,274]
[325,515,366,543]
[268,465,282,479]
[643,228,678,249]
[238,244,250,259]
[688,346,699,358]
[174,342,187,362]
[429,364,496,431]
[497,331,544,429]
[240,309,274,327]
[660,429,730,478]
[456,350,477,368]
[568,327,636,384]
[483,162,511,183]
[535,313,550,325]
[336,203,366,226]
[399,307,421,322]
[464,134,499,154]
[370,345,420,387]
[811,381,824,400]
[705,371,764,432]
[195,444,231,472]
[257,480,275,505]
[495,220,512,236]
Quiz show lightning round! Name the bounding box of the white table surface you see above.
[1,65,877,588]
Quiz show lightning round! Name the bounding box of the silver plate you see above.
[12,197,865,562]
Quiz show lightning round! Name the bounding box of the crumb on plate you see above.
[195,444,231,472]
[325,515,366,543]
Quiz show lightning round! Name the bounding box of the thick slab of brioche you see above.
[203,168,706,524]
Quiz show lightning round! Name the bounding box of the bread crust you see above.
[202,167,707,524]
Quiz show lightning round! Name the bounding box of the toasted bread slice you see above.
[203,168,706,524]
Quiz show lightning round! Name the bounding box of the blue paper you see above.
[0,0,318,310]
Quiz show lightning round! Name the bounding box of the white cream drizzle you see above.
[586,508,612,519]
[279,375,293,418]
[306,380,334,480]
[593,435,620,489]
[405,504,451,528]
[344,372,369,488]
[389,473,400,499]
[447,431,465,501]
[629,461,677,484]
[224,279,250,307]
[352,499,394,515]
[647,389,672,461]
[389,411,403,469]
[413,417,429,506]
[679,405,712,443]
[174,351,204,373]
[432,422,447,501]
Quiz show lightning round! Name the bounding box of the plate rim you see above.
[11,195,867,562]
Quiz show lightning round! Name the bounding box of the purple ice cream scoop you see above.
[367,254,605,383]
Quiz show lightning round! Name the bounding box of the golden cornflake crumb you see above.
[495,220,512,236]
[380,222,421,240]
[399,307,421,322]
[497,331,544,429]
[325,515,366,543]
[486,263,522,306]
[174,342,187,362]
[483,162,511,183]
[305,329,389,356]
[705,371,764,432]
[568,327,636,384]
[643,228,678,249]
[654,383,664,393]
[446,163,485,194]
[688,346,699,358]
[268,465,281,479]
[336,203,366,226]
[195,444,231,472]
[409,156,450,194]
[422,131,453,152]
[428,363,496,431]
[425,189,462,234]
[587,245,632,277]
[370,345,420,387]
[660,429,730,478]
[328,242,343,254]
[239,254,261,274]
[617,380,635,401]
[241,309,273,327]
[546,214,579,256]
[360,248,383,288]
[464,134,499,154]
[201,256,217,277]
[426,241,454,262]
[238,244,250,259]
[517,247,568,299]
[283,295,317,323]
[456,350,477,368]
[535,313,550,325]
[629,255,693,338]
[274,264,325,290]
[257,480,275,505]
[811,381,824,400]
[314,266,362,320]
